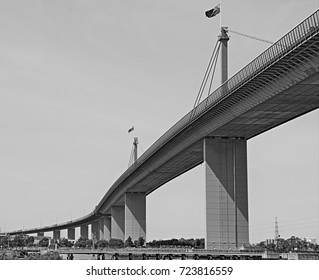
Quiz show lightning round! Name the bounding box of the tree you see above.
[85,239,93,248]
[96,239,109,248]
[38,237,49,247]
[125,236,134,247]
[135,236,145,247]
[0,235,10,248]
[146,237,205,249]
[170,238,179,246]
[13,234,26,248]
[109,238,124,248]
[26,236,34,247]
[75,236,88,248]
[59,238,73,248]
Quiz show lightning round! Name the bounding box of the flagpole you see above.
[219,1,222,29]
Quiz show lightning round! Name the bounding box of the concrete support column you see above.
[91,221,100,241]
[67,228,75,240]
[53,230,60,241]
[111,206,125,240]
[37,232,44,237]
[124,192,146,242]
[100,216,111,240]
[80,225,89,239]
[204,137,249,250]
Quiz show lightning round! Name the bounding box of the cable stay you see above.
[190,26,274,121]
[192,40,220,109]
[226,28,274,45]
[191,40,221,119]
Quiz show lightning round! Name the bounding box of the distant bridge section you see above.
[8,10,319,249]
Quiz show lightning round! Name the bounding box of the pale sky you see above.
[0,0,318,244]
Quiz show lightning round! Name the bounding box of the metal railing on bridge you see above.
[142,10,319,160]
[100,9,319,207]
[9,10,319,235]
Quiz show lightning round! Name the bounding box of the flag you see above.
[205,4,220,18]
[128,126,134,133]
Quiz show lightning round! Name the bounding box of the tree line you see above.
[146,238,205,249]
[255,236,319,252]
[0,234,145,249]
[1,234,318,252]
[0,234,35,248]
[0,251,62,260]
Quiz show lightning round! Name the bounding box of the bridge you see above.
[7,10,319,250]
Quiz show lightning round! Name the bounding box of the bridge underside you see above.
[109,73,319,204]
[100,30,319,248]
[211,73,319,138]
[8,12,319,249]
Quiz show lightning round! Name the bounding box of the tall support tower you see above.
[219,27,229,84]
[133,137,139,163]
[204,27,249,250]
[128,137,139,167]
[123,136,146,242]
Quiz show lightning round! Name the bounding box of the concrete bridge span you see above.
[8,10,319,250]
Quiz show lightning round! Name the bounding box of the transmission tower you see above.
[275,217,280,240]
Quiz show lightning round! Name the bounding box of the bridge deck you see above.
[8,9,319,235]
[97,9,319,211]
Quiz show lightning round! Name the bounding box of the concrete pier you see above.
[67,228,75,240]
[204,137,249,250]
[111,206,125,240]
[100,216,111,240]
[91,221,100,241]
[53,230,61,241]
[124,192,146,242]
[80,225,89,239]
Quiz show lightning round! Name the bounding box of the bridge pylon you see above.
[204,137,249,250]
[219,27,229,84]
[99,215,111,240]
[111,206,125,240]
[109,193,146,243]
[124,192,146,242]
[80,225,89,239]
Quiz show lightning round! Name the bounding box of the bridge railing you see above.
[13,12,319,234]
[134,10,319,160]
[97,9,319,210]
[7,211,97,235]
[191,9,319,121]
